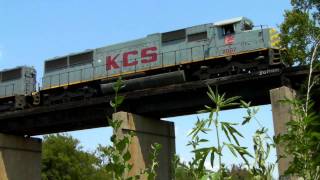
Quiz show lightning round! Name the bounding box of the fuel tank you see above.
[100,70,186,94]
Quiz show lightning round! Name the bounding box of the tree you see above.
[278,1,320,178]
[280,0,320,65]
[228,164,251,180]
[41,133,111,180]
[276,43,320,179]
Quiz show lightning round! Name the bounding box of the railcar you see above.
[0,66,37,111]
[38,17,281,104]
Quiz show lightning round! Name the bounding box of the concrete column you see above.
[113,111,175,180]
[270,86,296,178]
[0,134,42,180]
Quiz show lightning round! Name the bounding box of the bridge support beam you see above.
[270,86,296,178]
[0,134,42,180]
[113,111,175,180]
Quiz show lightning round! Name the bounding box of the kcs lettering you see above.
[106,47,158,70]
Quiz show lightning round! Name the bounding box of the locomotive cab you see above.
[215,17,253,37]
[213,17,281,66]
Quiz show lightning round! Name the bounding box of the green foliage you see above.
[175,165,195,180]
[173,155,215,180]
[110,77,126,112]
[142,143,162,180]
[278,17,320,178]
[183,85,276,179]
[280,0,320,65]
[41,133,111,180]
[228,164,251,180]
[98,78,161,180]
[249,128,275,180]
[278,98,320,179]
[173,155,193,180]
[98,78,135,179]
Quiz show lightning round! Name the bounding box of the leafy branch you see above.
[185,85,274,179]
[99,78,161,180]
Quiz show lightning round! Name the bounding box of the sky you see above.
[0,0,291,177]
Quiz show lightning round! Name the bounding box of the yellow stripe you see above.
[42,48,270,91]
[0,95,14,99]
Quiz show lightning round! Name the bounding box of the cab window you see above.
[222,24,235,36]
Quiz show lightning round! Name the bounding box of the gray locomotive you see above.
[0,66,37,111]
[0,17,282,110]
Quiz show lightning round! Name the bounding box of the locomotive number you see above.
[223,48,236,55]
[106,47,158,70]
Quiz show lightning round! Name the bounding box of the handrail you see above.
[0,83,15,97]
[42,43,209,89]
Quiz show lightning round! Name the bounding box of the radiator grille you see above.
[69,51,93,67]
[45,57,68,73]
[1,68,22,82]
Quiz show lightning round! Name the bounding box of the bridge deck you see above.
[0,66,311,135]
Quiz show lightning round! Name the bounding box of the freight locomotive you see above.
[0,17,282,111]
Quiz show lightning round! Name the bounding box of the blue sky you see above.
[0,0,291,177]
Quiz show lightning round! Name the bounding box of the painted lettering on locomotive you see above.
[106,47,158,70]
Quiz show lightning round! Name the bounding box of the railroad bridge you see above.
[0,66,312,179]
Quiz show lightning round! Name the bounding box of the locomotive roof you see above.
[0,66,34,73]
[45,17,253,62]
[214,16,252,26]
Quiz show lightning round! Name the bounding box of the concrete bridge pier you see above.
[113,111,175,180]
[0,134,42,180]
[270,86,296,179]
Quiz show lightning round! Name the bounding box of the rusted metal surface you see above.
[0,66,312,136]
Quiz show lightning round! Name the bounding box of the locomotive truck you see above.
[0,17,282,111]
